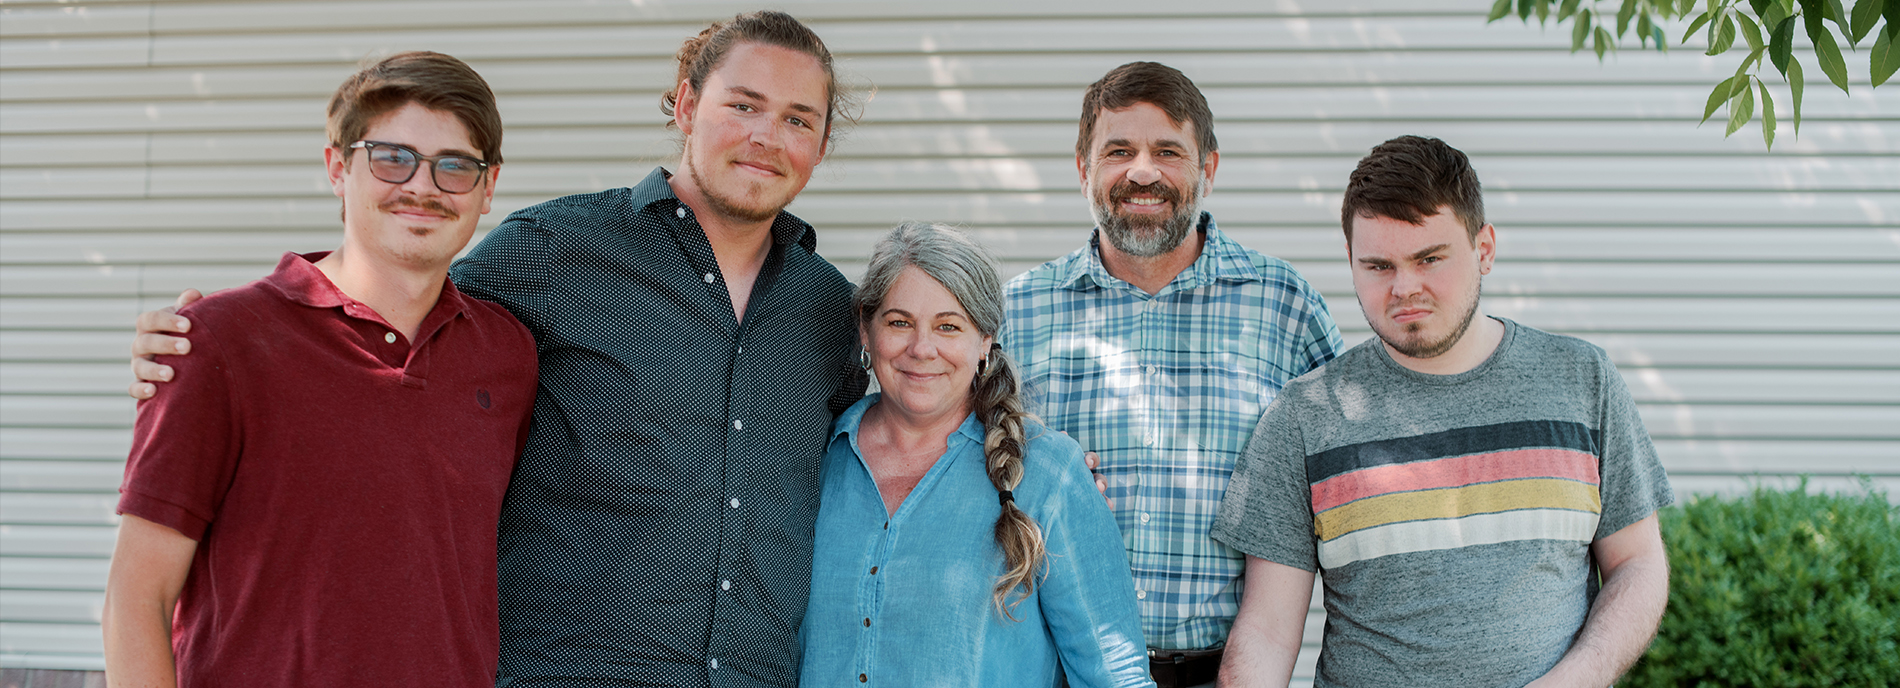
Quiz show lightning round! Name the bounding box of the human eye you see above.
[786,115,811,129]
[437,156,482,175]
[732,102,755,113]
[936,322,961,333]
[369,145,410,165]
[885,317,911,329]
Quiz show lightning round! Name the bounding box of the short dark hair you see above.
[1076,62,1217,164]
[661,10,861,151]
[1341,135,1485,243]
[327,51,503,165]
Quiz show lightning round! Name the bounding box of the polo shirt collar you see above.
[632,166,818,253]
[1056,212,1264,294]
[261,250,472,331]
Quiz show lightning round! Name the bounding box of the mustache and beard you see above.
[1365,278,1483,360]
[1089,175,1204,258]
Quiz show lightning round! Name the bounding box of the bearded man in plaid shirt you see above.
[1002,62,1343,688]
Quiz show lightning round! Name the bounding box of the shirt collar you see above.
[831,393,987,447]
[1056,212,1263,293]
[261,250,471,326]
[633,166,818,253]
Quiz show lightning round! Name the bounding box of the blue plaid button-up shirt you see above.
[1001,213,1343,651]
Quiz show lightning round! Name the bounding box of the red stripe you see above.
[1311,448,1600,513]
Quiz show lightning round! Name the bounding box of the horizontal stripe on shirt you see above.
[1317,508,1602,569]
[1306,420,1598,484]
[1311,448,1600,513]
[1315,477,1602,542]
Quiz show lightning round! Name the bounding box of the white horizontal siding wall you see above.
[1,0,1894,677]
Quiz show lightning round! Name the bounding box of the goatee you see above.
[1090,177,1201,258]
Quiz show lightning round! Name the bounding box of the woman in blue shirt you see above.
[800,222,1154,688]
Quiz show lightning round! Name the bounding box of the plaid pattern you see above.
[1002,214,1342,650]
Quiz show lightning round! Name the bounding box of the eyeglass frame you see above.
[345,140,492,194]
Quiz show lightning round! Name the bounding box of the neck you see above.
[1386,312,1506,376]
[312,245,448,342]
[863,394,971,454]
[1097,228,1206,295]
[669,168,776,320]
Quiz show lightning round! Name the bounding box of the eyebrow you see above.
[1409,244,1451,261]
[727,86,823,117]
[1100,137,1188,151]
[879,307,969,320]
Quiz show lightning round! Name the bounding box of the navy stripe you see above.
[1305,420,1599,485]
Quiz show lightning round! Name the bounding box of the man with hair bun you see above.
[1213,135,1672,687]
[1002,61,1344,688]
[104,51,535,686]
[128,12,865,688]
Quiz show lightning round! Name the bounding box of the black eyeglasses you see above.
[347,140,490,194]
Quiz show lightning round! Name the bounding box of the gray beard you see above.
[1089,186,1201,258]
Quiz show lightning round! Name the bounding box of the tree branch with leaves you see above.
[1489,0,1897,148]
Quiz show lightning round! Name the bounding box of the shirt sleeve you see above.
[1212,395,1320,572]
[1029,435,1156,688]
[1296,280,1345,374]
[1592,349,1675,540]
[118,312,243,541]
[449,211,552,342]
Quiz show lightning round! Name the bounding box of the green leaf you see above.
[1709,14,1739,54]
[1654,23,1671,50]
[1849,0,1882,44]
[1683,10,1714,43]
[1875,22,1900,86]
[1702,75,1742,123]
[1738,11,1767,50]
[1812,25,1853,93]
[1619,0,1640,35]
[1575,9,1594,51]
[1519,0,1537,21]
[1827,0,1850,31]
[1750,0,1774,14]
[1759,77,1778,148]
[1763,0,1793,29]
[1726,78,1757,136]
[1596,25,1615,58]
[1771,13,1798,72]
[1789,56,1805,134]
[1487,0,1515,22]
[1639,12,1655,46]
[1558,0,1584,20]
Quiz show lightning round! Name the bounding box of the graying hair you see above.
[853,222,1004,337]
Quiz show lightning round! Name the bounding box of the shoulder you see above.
[1279,339,1382,401]
[1005,245,1091,298]
[178,279,286,334]
[1018,418,1090,489]
[504,187,641,227]
[1501,318,1616,372]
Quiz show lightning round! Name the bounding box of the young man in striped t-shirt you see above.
[1212,135,1673,688]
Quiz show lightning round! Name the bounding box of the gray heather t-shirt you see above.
[1211,317,1672,688]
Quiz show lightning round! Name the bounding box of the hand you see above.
[1083,451,1113,510]
[128,289,202,400]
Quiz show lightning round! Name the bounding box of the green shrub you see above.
[1625,480,1900,687]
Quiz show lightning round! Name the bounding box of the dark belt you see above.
[1148,647,1222,688]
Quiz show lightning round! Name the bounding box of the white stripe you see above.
[1318,509,1599,570]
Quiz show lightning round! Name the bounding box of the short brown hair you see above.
[661,11,861,151]
[326,51,502,165]
[1341,135,1484,243]
[1076,62,1217,164]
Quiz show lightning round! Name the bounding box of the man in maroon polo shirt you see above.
[100,52,536,687]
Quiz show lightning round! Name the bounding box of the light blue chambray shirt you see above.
[800,394,1154,688]
[1002,214,1343,650]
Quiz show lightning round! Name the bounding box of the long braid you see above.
[973,344,1046,620]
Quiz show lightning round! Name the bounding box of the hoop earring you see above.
[859,350,872,371]
[976,357,988,377]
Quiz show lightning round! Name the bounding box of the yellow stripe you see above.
[1315,479,1601,542]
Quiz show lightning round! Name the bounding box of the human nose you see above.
[400,160,442,195]
[1390,265,1424,298]
[1125,151,1163,186]
[747,116,783,149]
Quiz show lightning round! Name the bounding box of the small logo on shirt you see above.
[477,389,492,409]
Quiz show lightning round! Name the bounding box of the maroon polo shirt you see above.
[119,251,537,687]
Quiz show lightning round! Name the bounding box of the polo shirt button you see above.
[1136,589,1147,600]
[729,497,740,509]
[733,419,744,431]
[703,272,715,283]
[677,207,687,218]
[721,579,731,591]
[384,332,396,344]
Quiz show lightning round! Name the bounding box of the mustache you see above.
[1109,179,1183,206]
[379,196,458,220]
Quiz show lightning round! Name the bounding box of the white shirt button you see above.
[1144,434,1156,446]
[733,419,744,431]
[1136,589,1147,600]
[703,272,716,283]
[677,207,687,218]
[729,497,740,509]
[1145,365,1157,375]
[384,332,397,344]
[721,579,731,591]
[710,658,719,670]
[1140,512,1151,524]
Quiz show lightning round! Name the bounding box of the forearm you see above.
[101,593,179,688]
[1218,557,1313,688]
[1529,548,1669,687]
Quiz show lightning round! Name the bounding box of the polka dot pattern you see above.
[451,168,866,687]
